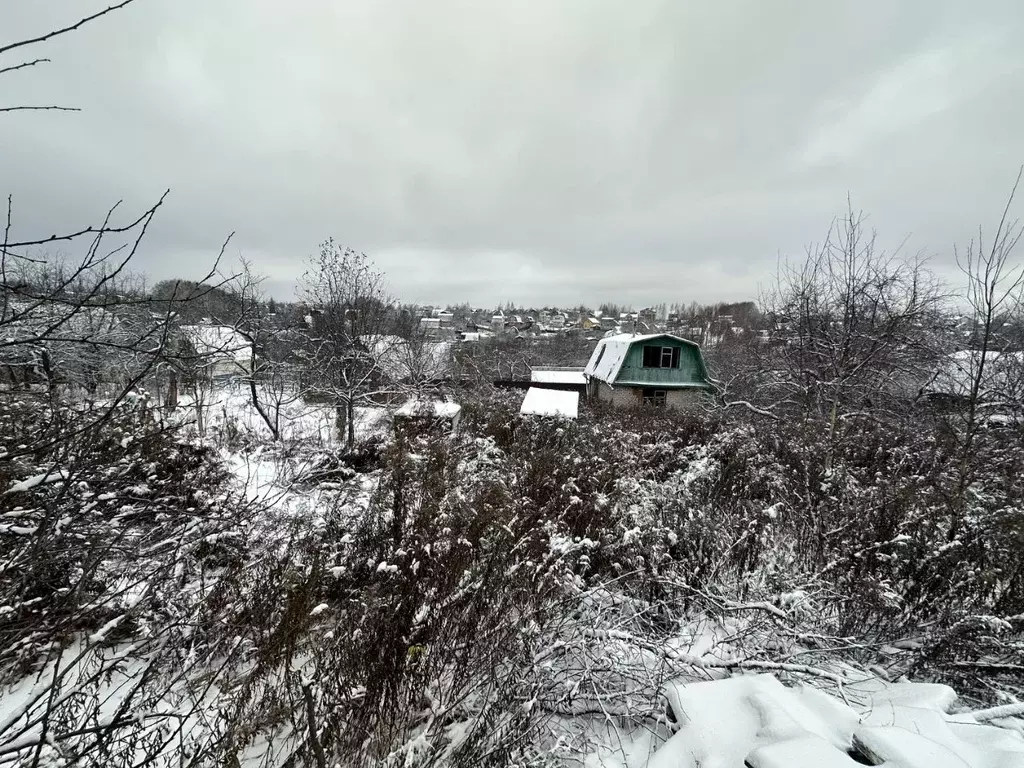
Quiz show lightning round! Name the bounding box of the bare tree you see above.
[299,240,397,450]
[947,167,1024,540]
[225,259,309,441]
[758,204,946,466]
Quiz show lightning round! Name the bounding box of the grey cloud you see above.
[1,0,1022,306]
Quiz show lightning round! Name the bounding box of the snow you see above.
[746,735,862,768]
[88,614,125,644]
[654,675,850,767]
[854,726,966,768]
[5,469,68,494]
[642,672,1024,768]
[181,324,251,365]
[520,387,579,418]
[583,334,641,384]
[583,333,700,384]
[0,637,233,767]
[855,680,958,713]
[530,369,586,385]
[177,384,391,446]
[395,398,461,419]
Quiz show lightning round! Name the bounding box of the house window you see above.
[642,345,681,369]
[642,388,667,406]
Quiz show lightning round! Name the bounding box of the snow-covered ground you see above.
[7,622,1022,766]
[175,382,391,446]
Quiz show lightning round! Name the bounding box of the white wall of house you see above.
[593,381,639,408]
[591,381,706,411]
[664,388,705,410]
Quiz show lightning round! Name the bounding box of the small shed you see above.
[520,387,579,419]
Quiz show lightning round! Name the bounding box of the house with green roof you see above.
[583,333,714,409]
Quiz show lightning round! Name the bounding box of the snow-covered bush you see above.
[0,386,267,764]
[3,371,1023,764]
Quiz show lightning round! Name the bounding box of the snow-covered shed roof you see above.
[519,387,579,419]
[583,333,701,385]
[530,369,587,385]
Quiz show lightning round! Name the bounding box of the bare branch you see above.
[0,58,50,76]
[0,0,139,57]
[0,105,81,113]
[3,191,168,249]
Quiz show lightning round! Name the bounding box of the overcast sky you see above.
[1,1,1022,307]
